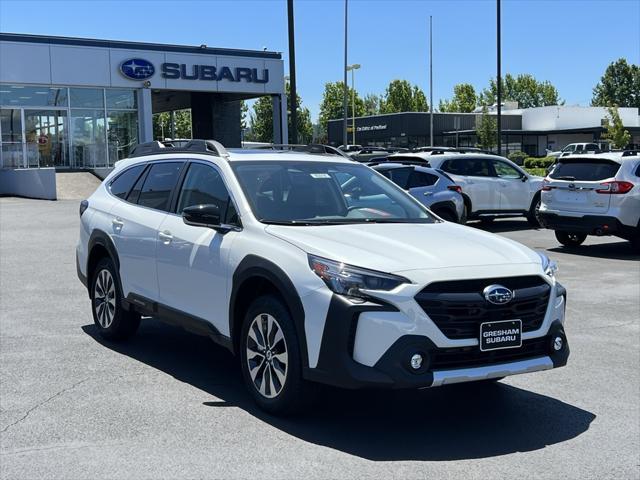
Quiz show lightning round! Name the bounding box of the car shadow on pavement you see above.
[82,321,595,462]
[548,242,639,261]
[469,219,537,234]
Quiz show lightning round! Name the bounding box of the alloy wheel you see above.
[94,269,116,328]
[245,313,289,398]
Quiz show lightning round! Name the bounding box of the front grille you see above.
[431,336,550,370]
[415,276,550,340]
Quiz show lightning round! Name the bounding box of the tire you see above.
[526,196,542,228]
[631,231,640,253]
[239,295,310,415]
[460,201,469,224]
[434,208,457,223]
[90,257,140,341]
[555,231,587,247]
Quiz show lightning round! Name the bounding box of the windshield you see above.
[232,161,436,225]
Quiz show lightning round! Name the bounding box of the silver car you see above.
[539,151,640,250]
[372,162,465,222]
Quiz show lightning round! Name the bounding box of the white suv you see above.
[399,153,544,225]
[76,140,569,414]
[539,152,640,250]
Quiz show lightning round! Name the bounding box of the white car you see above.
[547,143,602,159]
[76,140,569,414]
[394,153,544,225]
[539,151,640,250]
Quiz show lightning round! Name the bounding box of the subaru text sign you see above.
[119,58,268,84]
[120,58,155,80]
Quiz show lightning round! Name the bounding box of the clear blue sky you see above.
[1,0,638,121]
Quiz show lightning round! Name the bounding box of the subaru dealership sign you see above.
[119,58,268,83]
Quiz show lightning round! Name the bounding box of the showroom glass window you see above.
[0,84,138,169]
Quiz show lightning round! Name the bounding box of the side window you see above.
[176,163,238,224]
[575,145,584,152]
[109,165,145,199]
[408,170,438,188]
[137,162,184,212]
[441,159,465,175]
[464,158,491,177]
[126,166,148,204]
[635,162,640,177]
[493,160,522,179]
[387,168,413,189]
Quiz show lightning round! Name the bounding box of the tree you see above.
[439,83,477,112]
[601,105,631,149]
[380,79,429,113]
[250,83,313,144]
[479,73,562,108]
[318,81,365,138]
[591,58,640,108]
[475,105,497,150]
[363,93,381,116]
[152,109,192,140]
[240,100,248,130]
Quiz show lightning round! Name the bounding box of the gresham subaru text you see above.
[76,140,569,414]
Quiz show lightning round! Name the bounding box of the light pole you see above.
[496,0,502,155]
[342,0,348,148]
[429,15,433,147]
[287,0,298,145]
[346,63,360,145]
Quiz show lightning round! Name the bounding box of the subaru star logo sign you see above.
[120,58,155,80]
[483,284,514,305]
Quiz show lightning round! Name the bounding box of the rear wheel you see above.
[555,231,587,247]
[240,295,310,415]
[527,196,542,228]
[90,257,140,340]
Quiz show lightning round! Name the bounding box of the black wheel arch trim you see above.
[87,230,121,295]
[229,255,308,364]
[429,200,459,221]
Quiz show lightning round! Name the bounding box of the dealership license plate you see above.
[480,320,522,352]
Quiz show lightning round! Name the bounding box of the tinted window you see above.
[409,171,438,187]
[443,157,492,177]
[635,163,640,177]
[109,165,145,199]
[126,166,148,204]
[137,162,184,211]
[383,167,413,189]
[493,161,522,179]
[177,163,237,224]
[549,159,621,181]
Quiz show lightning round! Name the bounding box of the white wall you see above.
[0,168,56,200]
[522,106,640,131]
[0,40,284,95]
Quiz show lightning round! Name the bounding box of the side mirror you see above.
[182,204,222,229]
[521,175,528,182]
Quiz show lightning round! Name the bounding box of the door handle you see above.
[112,217,124,228]
[158,231,173,244]
[423,191,432,196]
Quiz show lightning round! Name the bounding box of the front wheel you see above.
[555,231,587,247]
[240,295,310,415]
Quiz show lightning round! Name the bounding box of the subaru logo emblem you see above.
[483,284,514,305]
[120,58,155,80]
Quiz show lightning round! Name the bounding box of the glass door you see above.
[0,109,24,168]
[24,109,68,168]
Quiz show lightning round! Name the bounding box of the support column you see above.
[271,94,288,144]
[137,88,153,143]
[191,93,242,147]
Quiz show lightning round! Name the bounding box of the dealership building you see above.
[328,104,640,156]
[0,33,285,198]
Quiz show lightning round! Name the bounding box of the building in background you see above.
[327,105,640,156]
[0,33,286,172]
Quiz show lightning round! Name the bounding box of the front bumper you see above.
[304,284,569,390]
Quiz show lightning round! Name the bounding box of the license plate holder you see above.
[480,319,522,352]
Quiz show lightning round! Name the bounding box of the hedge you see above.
[507,151,528,165]
[523,156,555,169]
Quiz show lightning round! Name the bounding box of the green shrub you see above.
[524,156,555,169]
[508,151,528,166]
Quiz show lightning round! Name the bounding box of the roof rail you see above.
[367,158,432,167]
[621,150,639,157]
[129,139,229,158]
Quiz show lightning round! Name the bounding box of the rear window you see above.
[549,158,621,181]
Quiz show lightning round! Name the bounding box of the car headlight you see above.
[537,251,558,277]
[308,254,409,299]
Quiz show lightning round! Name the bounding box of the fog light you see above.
[553,336,564,351]
[410,353,423,370]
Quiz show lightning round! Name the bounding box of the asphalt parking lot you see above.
[1,197,638,480]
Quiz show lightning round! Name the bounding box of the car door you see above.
[492,159,530,211]
[110,160,185,301]
[156,161,241,333]
[442,157,496,211]
[406,169,440,206]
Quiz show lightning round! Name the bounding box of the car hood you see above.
[265,222,540,274]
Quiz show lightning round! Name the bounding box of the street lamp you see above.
[346,63,361,145]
